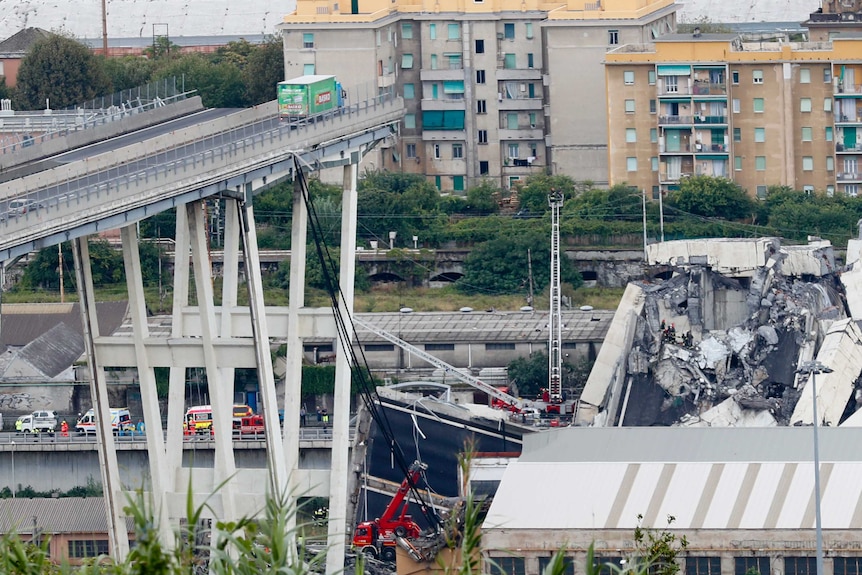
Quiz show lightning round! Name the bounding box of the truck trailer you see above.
[277,75,343,120]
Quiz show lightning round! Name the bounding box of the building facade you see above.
[280,0,677,192]
[605,34,862,198]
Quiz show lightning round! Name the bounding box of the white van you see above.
[76,408,135,435]
[17,410,57,433]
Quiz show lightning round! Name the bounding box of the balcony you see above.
[498,127,544,140]
[694,115,727,125]
[421,130,467,142]
[658,86,692,97]
[695,143,729,153]
[420,98,466,111]
[837,172,862,182]
[659,115,694,126]
[835,82,862,96]
[692,82,727,96]
[835,113,862,124]
[420,69,465,81]
[498,98,543,111]
[837,143,862,153]
[496,69,542,81]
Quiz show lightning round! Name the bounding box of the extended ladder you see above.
[547,189,564,405]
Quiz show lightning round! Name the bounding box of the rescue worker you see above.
[15,417,22,434]
[60,420,69,437]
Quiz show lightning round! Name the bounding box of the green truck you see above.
[277,75,344,120]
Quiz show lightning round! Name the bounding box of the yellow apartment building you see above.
[605,33,862,198]
[280,0,677,192]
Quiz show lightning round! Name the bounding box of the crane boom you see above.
[352,316,525,411]
[547,189,564,405]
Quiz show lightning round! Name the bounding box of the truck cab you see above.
[17,410,57,433]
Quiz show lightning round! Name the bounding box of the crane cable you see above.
[293,158,442,531]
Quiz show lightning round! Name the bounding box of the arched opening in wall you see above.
[429,272,463,286]
[368,272,406,284]
[580,270,598,287]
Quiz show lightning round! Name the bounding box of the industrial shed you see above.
[482,427,862,575]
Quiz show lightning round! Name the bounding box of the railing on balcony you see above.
[837,143,862,152]
[837,172,862,181]
[659,115,694,125]
[658,86,692,96]
[836,113,862,123]
[692,82,727,96]
[836,82,862,95]
[694,115,727,125]
[660,145,692,153]
[695,143,729,152]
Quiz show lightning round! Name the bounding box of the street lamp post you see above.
[10,440,15,498]
[389,231,397,249]
[412,235,418,250]
[798,359,833,575]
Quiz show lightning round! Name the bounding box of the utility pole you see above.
[58,244,64,303]
[526,248,534,308]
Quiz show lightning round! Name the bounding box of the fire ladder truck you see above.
[546,189,565,413]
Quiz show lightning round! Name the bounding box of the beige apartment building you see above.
[605,34,862,198]
[280,0,676,192]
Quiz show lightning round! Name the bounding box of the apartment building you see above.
[280,0,676,192]
[605,34,862,198]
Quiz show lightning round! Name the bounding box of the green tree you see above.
[632,514,689,575]
[358,171,445,247]
[507,351,592,398]
[143,36,181,60]
[457,230,582,295]
[666,175,754,220]
[516,174,577,214]
[242,37,285,105]
[102,56,157,93]
[463,180,500,215]
[17,240,124,291]
[153,53,246,108]
[15,33,111,110]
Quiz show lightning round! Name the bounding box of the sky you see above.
[0,0,820,45]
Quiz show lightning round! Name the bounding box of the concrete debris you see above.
[579,237,862,428]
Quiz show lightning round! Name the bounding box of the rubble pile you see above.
[582,237,862,428]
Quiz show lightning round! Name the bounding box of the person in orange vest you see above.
[60,420,69,437]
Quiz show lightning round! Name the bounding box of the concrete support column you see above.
[219,199,239,428]
[71,236,130,560]
[120,225,172,547]
[236,193,287,493]
[186,201,237,520]
[326,162,359,575]
[166,206,191,475]
[284,171,308,531]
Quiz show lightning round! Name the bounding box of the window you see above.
[626,128,637,142]
[687,557,722,575]
[490,557,526,575]
[528,83,536,97]
[480,160,489,175]
[801,126,812,141]
[477,100,487,114]
[539,557,575,575]
[649,99,656,114]
[608,29,619,45]
[504,53,516,69]
[403,83,415,99]
[754,127,765,143]
[732,70,739,84]
[826,126,833,141]
[733,127,741,141]
[825,98,833,112]
[404,114,416,129]
[430,54,438,69]
[847,184,860,197]
[504,23,515,39]
[401,54,414,69]
[756,185,768,199]
[425,343,454,351]
[486,342,516,350]
[753,70,763,84]
[432,84,438,99]
[595,557,625,575]
[785,558,817,575]
[443,80,464,97]
[69,540,109,559]
[376,30,381,46]
[429,23,436,39]
[800,68,811,83]
[303,33,314,48]
[753,98,764,112]
[452,143,463,158]
[448,23,460,39]
[529,112,537,127]
[526,23,534,39]
[650,128,657,142]
[827,156,834,171]
[475,39,485,53]
[434,143,441,159]
[801,98,812,112]
[648,70,656,85]
[824,68,832,83]
[651,157,658,171]
[476,70,486,84]
[446,53,462,69]
[453,175,465,191]
[755,156,766,170]
[303,63,315,75]
[734,156,742,170]
[735,557,769,575]
[827,184,835,196]
[527,53,534,68]
[625,99,635,113]
[507,113,518,129]
[803,156,814,171]
[478,129,488,144]
[732,98,740,113]
[434,175,441,189]
[402,23,413,39]
[624,71,635,85]
[838,557,862,575]
[406,143,417,158]
[665,76,678,93]
[626,157,637,171]
[508,143,520,158]
[365,344,394,352]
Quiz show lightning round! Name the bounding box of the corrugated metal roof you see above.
[0,497,132,534]
[484,427,862,531]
